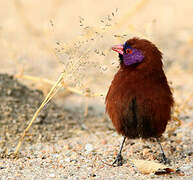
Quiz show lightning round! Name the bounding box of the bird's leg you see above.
[112,136,126,166]
[156,138,170,164]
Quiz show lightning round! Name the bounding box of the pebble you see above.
[85,144,93,152]
[65,157,71,162]
[49,173,55,178]
[59,160,64,164]
[101,139,107,145]
[52,153,60,158]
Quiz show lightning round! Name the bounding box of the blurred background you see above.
[0,0,192,114]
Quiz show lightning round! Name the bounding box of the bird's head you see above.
[112,38,162,68]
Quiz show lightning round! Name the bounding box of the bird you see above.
[105,37,174,166]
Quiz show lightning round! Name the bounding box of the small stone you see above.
[89,173,96,177]
[52,153,60,158]
[101,139,107,145]
[41,155,46,159]
[59,160,64,164]
[61,176,68,179]
[85,144,93,152]
[49,173,55,178]
[65,157,71,162]
[187,151,193,156]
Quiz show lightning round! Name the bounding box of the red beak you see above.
[112,44,124,55]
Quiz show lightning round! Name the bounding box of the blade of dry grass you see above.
[14,72,64,155]
[15,73,103,97]
[14,67,106,154]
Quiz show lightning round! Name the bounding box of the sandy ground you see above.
[0,0,193,179]
[0,74,192,180]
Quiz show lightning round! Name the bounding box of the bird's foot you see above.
[160,153,171,165]
[112,153,123,166]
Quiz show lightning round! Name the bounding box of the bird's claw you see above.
[112,153,123,166]
[160,153,170,165]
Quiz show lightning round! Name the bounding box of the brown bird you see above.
[105,38,174,166]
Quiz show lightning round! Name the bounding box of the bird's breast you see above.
[105,69,173,139]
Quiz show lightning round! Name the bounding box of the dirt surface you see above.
[0,74,108,150]
[0,74,192,179]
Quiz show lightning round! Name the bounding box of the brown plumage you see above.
[105,38,174,166]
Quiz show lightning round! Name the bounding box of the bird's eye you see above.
[126,48,132,54]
